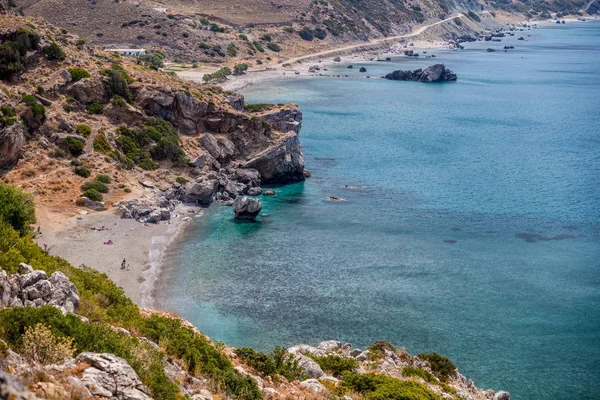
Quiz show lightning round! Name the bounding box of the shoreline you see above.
[178,15,599,92]
[39,206,200,307]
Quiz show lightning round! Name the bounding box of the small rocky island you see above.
[384,64,457,82]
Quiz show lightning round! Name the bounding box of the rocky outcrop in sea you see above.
[384,64,457,82]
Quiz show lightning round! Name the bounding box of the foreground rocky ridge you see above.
[0,265,508,400]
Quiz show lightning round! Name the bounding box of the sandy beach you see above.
[37,208,201,307]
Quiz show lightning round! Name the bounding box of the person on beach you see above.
[121,258,126,270]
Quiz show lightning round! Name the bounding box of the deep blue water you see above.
[159,22,600,399]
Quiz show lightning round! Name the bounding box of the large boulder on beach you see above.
[384,64,457,82]
[232,196,262,220]
[182,180,218,204]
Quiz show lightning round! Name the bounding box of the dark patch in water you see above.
[451,227,461,232]
[444,239,457,244]
[515,232,578,243]
[485,230,498,234]
[276,198,309,204]
[313,157,337,168]
[562,225,579,231]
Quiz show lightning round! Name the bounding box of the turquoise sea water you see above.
[159,22,600,399]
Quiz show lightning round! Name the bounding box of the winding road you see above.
[282,13,465,65]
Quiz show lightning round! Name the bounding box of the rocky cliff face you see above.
[135,86,305,184]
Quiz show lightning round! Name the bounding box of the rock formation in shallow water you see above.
[384,64,457,82]
[233,196,262,220]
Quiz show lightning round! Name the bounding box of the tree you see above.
[0,183,36,236]
[233,63,248,75]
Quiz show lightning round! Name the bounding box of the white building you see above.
[153,7,167,13]
[104,48,147,56]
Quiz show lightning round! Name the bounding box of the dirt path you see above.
[583,0,597,12]
[279,13,464,66]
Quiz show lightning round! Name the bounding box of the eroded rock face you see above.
[0,121,26,169]
[243,133,304,183]
[66,78,108,104]
[76,353,152,400]
[384,64,457,82]
[136,86,305,183]
[0,264,80,313]
[232,196,262,220]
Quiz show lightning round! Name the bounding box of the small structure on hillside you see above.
[104,48,147,56]
[153,7,168,13]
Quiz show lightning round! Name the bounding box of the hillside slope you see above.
[9,0,594,64]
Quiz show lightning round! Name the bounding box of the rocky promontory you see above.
[385,64,458,82]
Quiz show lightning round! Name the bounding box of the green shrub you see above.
[402,366,437,384]
[115,118,185,169]
[233,63,248,75]
[82,188,102,201]
[0,183,36,236]
[341,373,441,400]
[260,33,272,42]
[31,103,46,121]
[298,27,314,41]
[244,103,271,113]
[314,28,327,40]
[95,174,111,184]
[137,53,165,70]
[227,42,237,57]
[141,316,261,399]
[0,105,16,128]
[81,180,109,193]
[266,43,281,52]
[417,353,456,382]
[368,379,441,400]
[0,29,40,79]
[87,102,104,114]
[309,354,358,376]
[239,34,248,41]
[43,42,65,60]
[253,41,264,52]
[467,10,481,22]
[59,137,85,156]
[112,95,128,108]
[175,176,188,184]
[93,130,112,154]
[107,70,132,102]
[68,67,90,81]
[235,346,306,381]
[74,124,91,137]
[202,67,232,82]
[22,94,36,105]
[74,166,91,178]
[283,27,295,33]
